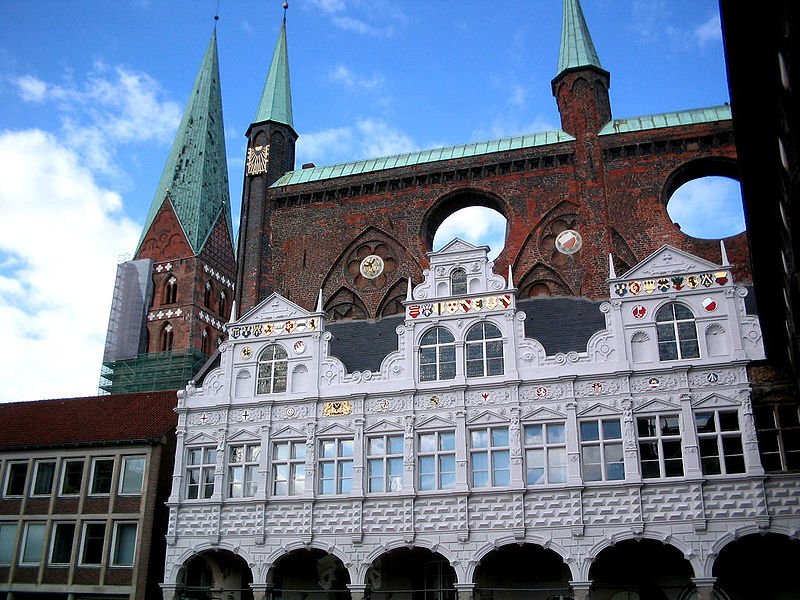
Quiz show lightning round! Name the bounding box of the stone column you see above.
[455,409,469,491]
[347,583,368,600]
[692,577,717,600]
[454,582,475,600]
[570,580,592,600]
[159,585,178,600]
[621,398,642,482]
[565,402,582,484]
[509,406,525,487]
[250,584,272,600]
[680,393,703,477]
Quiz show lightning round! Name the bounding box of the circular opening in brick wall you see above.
[432,206,507,259]
[666,176,745,239]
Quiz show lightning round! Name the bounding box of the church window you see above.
[525,423,567,485]
[637,415,683,478]
[451,268,467,295]
[256,345,288,394]
[655,303,699,361]
[4,462,28,496]
[755,403,800,472]
[419,327,456,382]
[465,322,504,377]
[31,461,55,496]
[89,458,114,495]
[201,328,211,356]
[204,281,213,308]
[367,434,403,493]
[470,426,510,488]
[185,446,216,499]
[160,323,174,352]
[272,440,306,496]
[418,431,456,491]
[164,276,178,304]
[60,460,84,495]
[319,438,353,495]
[580,419,624,481]
[227,444,260,498]
[218,290,227,316]
[696,410,745,475]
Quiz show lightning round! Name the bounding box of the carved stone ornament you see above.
[322,401,353,417]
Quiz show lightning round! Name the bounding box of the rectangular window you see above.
[228,444,260,498]
[0,523,17,565]
[367,435,403,493]
[755,403,800,472]
[111,523,137,566]
[61,460,84,495]
[119,456,145,495]
[580,419,624,482]
[49,523,76,565]
[418,431,456,491]
[31,461,56,496]
[319,438,354,495]
[272,440,306,496]
[470,427,510,488]
[637,414,684,478]
[80,522,106,566]
[525,423,567,485]
[20,522,46,565]
[89,458,114,495]
[696,410,745,475]
[4,462,28,496]
[186,447,216,500]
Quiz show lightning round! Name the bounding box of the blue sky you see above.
[0,0,743,401]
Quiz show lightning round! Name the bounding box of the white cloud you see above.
[330,65,385,91]
[14,75,48,102]
[356,118,416,158]
[0,129,140,402]
[667,177,745,239]
[296,118,416,166]
[694,14,721,48]
[433,207,507,260]
[306,0,405,37]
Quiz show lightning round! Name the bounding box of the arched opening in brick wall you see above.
[426,190,508,260]
[663,158,745,240]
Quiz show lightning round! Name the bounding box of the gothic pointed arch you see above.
[517,262,574,298]
[377,277,409,319]
[323,286,368,322]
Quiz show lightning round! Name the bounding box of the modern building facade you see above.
[0,392,177,599]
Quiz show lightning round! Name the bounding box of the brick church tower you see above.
[100,28,235,394]
[234,0,750,319]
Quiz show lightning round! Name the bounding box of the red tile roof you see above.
[0,391,178,449]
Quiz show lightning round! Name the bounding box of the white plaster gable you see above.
[466,410,508,426]
[227,428,260,442]
[635,398,682,414]
[416,415,457,430]
[237,292,317,324]
[692,393,741,409]
[615,245,723,281]
[316,422,355,437]
[577,403,624,418]
[364,420,404,434]
[184,432,218,446]
[521,406,567,421]
[271,425,306,439]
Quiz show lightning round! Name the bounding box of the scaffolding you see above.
[100,349,208,394]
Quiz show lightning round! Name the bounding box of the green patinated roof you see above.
[599,105,732,135]
[136,29,232,256]
[271,129,575,188]
[254,16,293,128]
[557,0,603,75]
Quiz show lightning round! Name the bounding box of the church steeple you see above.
[552,0,611,136]
[254,14,293,129]
[136,28,232,257]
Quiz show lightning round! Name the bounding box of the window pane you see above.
[274,442,289,460]
[603,420,622,439]
[321,440,337,458]
[658,342,679,361]
[778,405,800,427]
[719,411,740,432]
[0,524,16,565]
[695,413,716,433]
[6,463,27,496]
[546,424,565,444]
[120,458,145,494]
[91,460,114,494]
[673,304,694,320]
[525,425,543,445]
[51,523,75,564]
[680,339,700,358]
[368,438,385,455]
[638,417,656,437]
[491,428,509,446]
[62,461,84,495]
[419,434,436,453]
[662,416,680,436]
[340,440,354,457]
[113,524,137,566]
[580,422,599,441]
[471,430,488,448]
[22,523,45,564]
[388,436,404,454]
[81,523,106,565]
[439,432,455,451]
[33,462,56,495]
[657,323,676,341]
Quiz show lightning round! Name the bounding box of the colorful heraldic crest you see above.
[612,270,730,297]
[554,229,583,255]
[229,317,319,339]
[407,293,512,319]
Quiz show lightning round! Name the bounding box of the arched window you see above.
[204,281,213,308]
[451,268,467,296]
[218,290,227,316]
[201,328,211,356]
[164,276,178,304]
[419,327,456,382]
[465,322,504,377]
[655,303,699,361]
[160,322,174,352]
[257,345,288,394]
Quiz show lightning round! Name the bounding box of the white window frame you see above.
[470,426,510,488]
[30,460,57,497]
[580,418,624,482]
[49,521,76,566]
[185,446,216,500]
[367,434,403,493]
[696,410,745,475]
[755,403,800,472]
[19,522,46,566]
[419,327,457,382]
[655,302,700,361]
[227,444,260,498]
[418,430,456,491]
[637,414,684,479]
[110,522,137,567]
[256,344,289,394]
[78,521,106,567]
[318,438,354,495]
[118,456,146,495]
[272,440,306,496]
[88,457,115,496]
[4,461,28,497]
[0,523,18,566]
[524,422,567,485]
[60,459,85,496]
[465,322,504,378]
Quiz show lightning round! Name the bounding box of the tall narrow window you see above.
[257,345,288,394]
[119,456,145,495]
[31,461,56,496]
[755,403,800,472]
[272,440,306,496]
[319,438,354,495]
[656,302,699,360]
[418,431,456,491]
[696,410,745,475]
[218,290,227,316]
[60,460,84,495]
[186,447,216,500]
[50,523,76,565]
[451,268,467,295]
[89,458,114,495]
[419,327,456,382]
[80,523,106,566]
[637,415,683,478]
[164,275,178,304]
[367,435,403,493]
[160,322,174,352]
[580,419,624,481]
[470,426,510,488]
[0,524,17,565]
[20,523,46,565]
[228,444,260,498]
[5,463,28,496]
[204,281,213,308]
[201,328,211,356]
[111,523,137,567]
[525,423,567,485]
[465,322,504,377]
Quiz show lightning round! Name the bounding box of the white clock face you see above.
[359,254,385,279]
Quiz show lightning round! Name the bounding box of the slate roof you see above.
[0,391,178,450]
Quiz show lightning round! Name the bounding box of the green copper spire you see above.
[557,0,604,75]
[136,28,232,255]
[254,15,294,128]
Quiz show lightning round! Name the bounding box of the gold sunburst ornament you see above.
[246,145,270,175]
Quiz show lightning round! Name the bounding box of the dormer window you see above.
[465,322,504,377]
[451,268,467,295]
[419,327,456,382]
[655,302,699,361]
[257,345,288,394]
